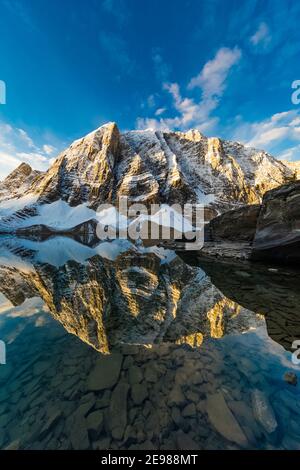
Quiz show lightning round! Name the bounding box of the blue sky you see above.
[1,0,300,179]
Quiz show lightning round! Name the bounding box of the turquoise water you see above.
[0,236,300,450]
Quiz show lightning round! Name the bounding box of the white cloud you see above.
[43,144,56,155]
[18,128,35,148]
[248,126,290,147]
[229,110,300,161]
[155,108,166,116]
[137,46,241,132]
[188,46,242,95]
[279,144,300,162]
[0,121,58,180]
[101,0,129,25]
[242,111,300,147]
[147,94,156,108]
[250,22,272,48]
[99,31,134,73]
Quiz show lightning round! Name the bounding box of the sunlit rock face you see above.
[0,123,296,232]
[283,160,300,179]
[33,123,120,207]
[0,163,41,202]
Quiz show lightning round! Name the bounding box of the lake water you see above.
[0,235,300,450]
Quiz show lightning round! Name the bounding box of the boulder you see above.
[252,180,300,264]
[207,204,261,242]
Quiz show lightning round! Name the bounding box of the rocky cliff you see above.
[252,180,300,264]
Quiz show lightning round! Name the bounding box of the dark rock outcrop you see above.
[252,180,300,265]
[201,180,300,265]
[206,204,261,243]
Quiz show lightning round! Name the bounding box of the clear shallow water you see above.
[0,236,300,450]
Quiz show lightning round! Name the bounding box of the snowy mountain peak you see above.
[4,162,33,182]
[0,162,41,202]
[0,122,298,231]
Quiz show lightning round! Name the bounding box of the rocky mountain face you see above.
[0,122,297,231]
[0,163,41,202]
[282,160,300,179]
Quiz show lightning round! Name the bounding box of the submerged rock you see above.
[128,365,143,385]
[87,354,123,391]
[109,382,129,440]
[4,439,21,450]
[251,389,278,434]
[131,383,148,405]
[39,408,63,440]
[70,416,90,450]
[283,371,298,386]
[86,410,104,440]
[176,431,200,450]
[206,392,249,447]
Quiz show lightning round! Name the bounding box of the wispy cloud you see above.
[137,46,241,132]
[155,107,166,116]
[99,31,134,74]
[188,46,241,95]
[230,110,300,161]
[101,0,130,25]
[250,22,272,49]
[1,0,36,31]
[152,48,171,82]
[279,144,300,162]
[43,144,56,155]
[0,121,58,180]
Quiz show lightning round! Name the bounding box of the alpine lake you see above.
[0,235,300,450]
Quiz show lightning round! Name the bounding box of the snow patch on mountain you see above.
[0,194,39,217]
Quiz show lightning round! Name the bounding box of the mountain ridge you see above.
[0,122,298,231]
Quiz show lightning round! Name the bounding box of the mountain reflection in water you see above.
[0,235,300,450]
